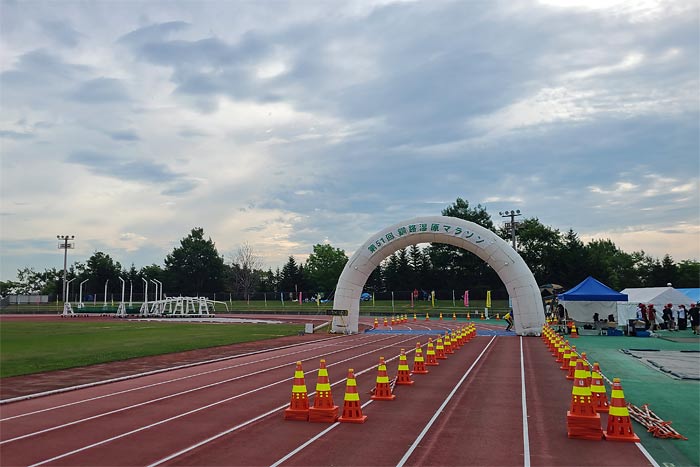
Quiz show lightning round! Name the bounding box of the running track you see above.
[0,320,656,466]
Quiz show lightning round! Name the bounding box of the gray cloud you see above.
[66,150,197,195]
[69,77,129,103]
[117,21,190,47]
[107,129,140,141]
[0,130,35,140]
[40,19,83,47]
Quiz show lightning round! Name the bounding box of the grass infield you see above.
[0,321,303,378]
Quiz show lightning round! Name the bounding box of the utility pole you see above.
[57,235,75,302]
[499,210,522,250]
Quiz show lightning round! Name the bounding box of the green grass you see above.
[0,321,303,378]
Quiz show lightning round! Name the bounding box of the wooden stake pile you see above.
[627,403,687,440]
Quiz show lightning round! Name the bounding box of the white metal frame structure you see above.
[332,216,544,336]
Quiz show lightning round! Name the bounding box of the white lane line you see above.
[268,399,377,467]
[520,336,531,467]
[147,337,421,467]
[0,336,356,422]
[2,334,401,443]
[28,335,419,467]
[395,335,497,467]
[0,334,347,406]
[635,443,662,467]
[1,333,385,421]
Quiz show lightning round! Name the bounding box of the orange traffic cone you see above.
[567,352,579,380]
[373,318,378,329]
[444,333,454,354]
[590,362,609,413]
[395,349,414,385]
[308,359,339,423]
[570,323,579,338]
[371,356,396,401]
[560,344,573,370]
[452,312,456,320]
[439,312,443,321]
[413,342,429,374]
[480,312,485,320]
[413,313,417,322]
[496,313,501,320]
[338,368,367,423]
[425,338,439,366]
[566,360,603,440]
[383,317,388,327]
[391,316,395,325]
[467,312,471,320]
[435,336,447,359]
[425,313,430,321]
[284,361,310,421]
[450,330,461,350]
[604,378,640,442]
[556,341,566,363]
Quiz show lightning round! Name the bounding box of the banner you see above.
[431,290,435,307]
[486,290,492,308]
[299,291,302,305]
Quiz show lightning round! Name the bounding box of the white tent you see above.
[618,287,694,324]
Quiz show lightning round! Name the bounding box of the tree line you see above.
[1,199,698,299]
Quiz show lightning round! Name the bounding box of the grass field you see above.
[0,321,303,378]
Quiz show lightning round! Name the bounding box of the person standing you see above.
[662,304,675,331]
[647,304,657,331]
[689,302,700,335]
[677,304,688,331]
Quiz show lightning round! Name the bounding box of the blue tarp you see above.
[678,288,700,303]
[558,276,628,302]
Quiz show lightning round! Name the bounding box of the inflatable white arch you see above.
[331,216,544,336]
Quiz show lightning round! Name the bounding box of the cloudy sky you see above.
[1,0,698,281]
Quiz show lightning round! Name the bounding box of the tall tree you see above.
[230,242,263,299]
[279,256,302,296]
[676,260,700,287]
[511,218,563,284]
[164,227,225,295]
[86,252,122,294]
[427,198,495,291]
[304,243,348,295]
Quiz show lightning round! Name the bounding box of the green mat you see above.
[560,331,700,467]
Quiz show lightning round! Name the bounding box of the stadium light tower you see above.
[498,210,522,250]
[57,235,75,302]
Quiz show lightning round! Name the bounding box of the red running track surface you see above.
[0,322,654,466]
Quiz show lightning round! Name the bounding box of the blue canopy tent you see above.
[678,288,700,303]
[559,276,628,302]
[559,276,628,325]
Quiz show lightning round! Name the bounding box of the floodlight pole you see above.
[56,235,75,302]
[499,210,522,250]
